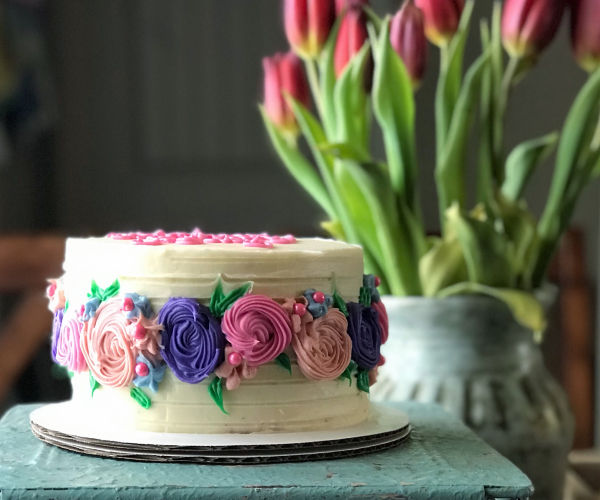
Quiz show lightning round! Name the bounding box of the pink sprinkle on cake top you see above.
[106,229,297,249]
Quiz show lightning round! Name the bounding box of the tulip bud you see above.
[390,0,428,88]
[262,52,310,136]
[414,0,464,47]
[334,5,369,77]
[571,0,600,72]
[335,0,368,15]
[501,0,566,59]
[284,0,336,59]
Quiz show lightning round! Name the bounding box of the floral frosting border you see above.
[47,274,388,414]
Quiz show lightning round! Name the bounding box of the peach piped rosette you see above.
[292,308,352,381]
[80,298,137,388]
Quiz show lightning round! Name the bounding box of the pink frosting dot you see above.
[122,297,134,312]
[228,351,243,367]
[135,362,149,377]
[313,291,326,304]
[134,323,146,339]
[293,302,307,316]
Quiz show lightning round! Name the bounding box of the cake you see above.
[45,230,388,435]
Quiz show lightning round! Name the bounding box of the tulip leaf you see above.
[335,159,421,295]
[436,282,546,334]
[259,106,336,219]
[534,68,600,286]
[502,132,559,202]
[371,17,418,212]
[288,98,361,246]
[436,49,489,219]
[333,42,371,157]
[319,17,342,138]
[435,0,475,159]
[476,20,494,203]
[419,236,468,297]
[445,203,515,288]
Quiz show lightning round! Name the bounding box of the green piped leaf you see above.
[130,387,151,409]
[339,360,357,386]
[333,291,348,316]
[359,286,372,307]
[88,279,120,302]
[275,353,292,375]
[89,371,100,397]
[209,280,252,318]
[208,376,228,415]
[357,368,370,393]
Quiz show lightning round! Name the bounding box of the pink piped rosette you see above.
[54,308,87,373]
[221,294,293,366]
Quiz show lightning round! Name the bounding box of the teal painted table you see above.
[0,402,533,499]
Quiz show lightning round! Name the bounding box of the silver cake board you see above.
[30,402,411,464]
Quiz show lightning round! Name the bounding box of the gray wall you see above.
[44,1,597,278]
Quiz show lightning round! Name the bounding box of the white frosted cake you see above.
[46,230,388,435]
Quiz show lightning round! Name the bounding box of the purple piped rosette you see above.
[51,308,65,363]
[158,298,225,383]
[346,302,383,370]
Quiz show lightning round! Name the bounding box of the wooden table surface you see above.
[0,401,533,499]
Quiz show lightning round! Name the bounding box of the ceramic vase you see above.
[371,293,574,500]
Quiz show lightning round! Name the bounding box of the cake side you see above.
[48,231,387,435]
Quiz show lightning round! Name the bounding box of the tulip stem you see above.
[305,59,324,122]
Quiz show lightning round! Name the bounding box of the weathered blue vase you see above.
[372,293,573,500]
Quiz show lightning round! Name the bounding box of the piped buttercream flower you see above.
[292,308,351,381]
[222,294,293,366]
[55,308,87,372]
[158,298,224,383]
[127,315,163,360]
[80,298,137,388]
[371,300,389,344]
[346,302,382,370]
[51,309,64,363]
[133,354,167,393]
[303,288,333,318]
[279,296,310,334]
[46,279,66,312]
[215,346,258,390]
[121,293,153,320]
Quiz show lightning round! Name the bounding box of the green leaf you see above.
[359,286,371,307]
[89,371,100,397]
[319,16,342,137]
[445,204,515,287]
[436,282,546,334]
[534,68,600,285]
[339,360,357,386]
[333,42,371,155]
[356,368,370,393]
[321,220,346,241]
[275,353,292,375]
[501,132,558,201]
[435,0,475,160]
[130,387,151,409]
[101,279,120,301]
[208,377,228,415]
[260,106,336,219]
[419,236,468,297]
[371,18,418,211]
[289,98,361,247]
[210,280,252,318]
[333,290,349,316]
[209,279,225,317]
[436,49,490,218]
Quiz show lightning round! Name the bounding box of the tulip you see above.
[262,52,311,136]
[335,0,368,15]
[414,0,464,47]
[284,0,336,59]
[501,0,566,59]
[571,0,600,72]
[390,0,428,87]
[334,5,369,77]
